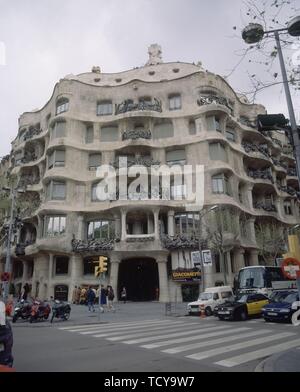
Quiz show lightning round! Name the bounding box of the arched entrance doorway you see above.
[118,258,159,301]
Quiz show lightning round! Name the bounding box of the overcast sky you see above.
[0,0,299,157]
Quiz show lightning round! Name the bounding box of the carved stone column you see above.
[246,218,256,244]
[121,209,127,241]
[114,212,121,239]
[249,249,259,267]
[234,248,245,272]
[154,209,160,240]
[157,258,169,302]
[109,258,121,300]
[68,254,82,302]
[167,210,175,237]
[47,254,54,299]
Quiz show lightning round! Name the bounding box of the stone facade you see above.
[0,46,299,303]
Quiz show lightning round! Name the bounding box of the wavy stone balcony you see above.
[287,168,297,177]
[115,99,162,115]
[111,156,161,169]
[23,127,43,142]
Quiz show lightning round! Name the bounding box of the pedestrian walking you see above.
[100,285,107,312]
[80,287,87,305]
[86,286,96,312]
[107,286,115,312]
[121,287,127,304]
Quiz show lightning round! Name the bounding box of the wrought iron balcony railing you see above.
[197,95,234,115]
[253,201,277,212]
[247,169,274,183]
[115,98,162,115]
[122,129,152,141]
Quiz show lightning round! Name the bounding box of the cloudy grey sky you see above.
[0,0,299,157]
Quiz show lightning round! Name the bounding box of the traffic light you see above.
[99,256,108,273]
[94,265,101,278]
[94,256,108,277]
[257,114,289,132]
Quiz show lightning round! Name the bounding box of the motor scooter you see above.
[50,300,71,323]
[29,301,51,323]
[12,300,33,323]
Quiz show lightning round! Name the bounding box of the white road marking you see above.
[186,332,296,361]
[78,320,183,335]
[99,323,199,340]
[216,338,300,367]
[123,325,229,345]
[58,319,167,330]
[142,327,251,349]
[161,329,272,354]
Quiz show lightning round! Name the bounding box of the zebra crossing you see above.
[58,318,300,369]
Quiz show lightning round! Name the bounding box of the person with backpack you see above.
[86,286,96,312]
[107,286,115,312]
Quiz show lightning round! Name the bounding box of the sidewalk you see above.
[255,347,300,372]
[10,301,189,328]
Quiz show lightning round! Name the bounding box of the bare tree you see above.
[205,206,241,285]
[228,0,300,102]
[255,217,288,264]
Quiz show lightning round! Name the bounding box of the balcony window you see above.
[87,220,115,240]
[284,200,292,215]
[48,150,65,169]
[89,153,101,171]
[100,126,119,142]
[166,149,186,166]
[84,257,100,275]
[169,94,181,111]
[85,126,94,144]
[209,143,227,162]
[46,180,66,200]
[55,257,69,275]
[97,101,113,116]
[225,128,236,142]
[207,116,221,132]
[189,120,196,135]
[56,98,69,115]
[43,216,66,237]
[174,213,200,236]
[153,122,174,139]
[171,184,187,200]
[51,121,66,139]
[212,174,231,195]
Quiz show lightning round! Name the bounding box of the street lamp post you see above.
[1,186,24,303]
[242,16,300,181]
[199,205,218,294]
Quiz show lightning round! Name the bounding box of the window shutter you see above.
[166,149,186,163]
[55,150,65,164]
[89,154,101,168]
[86,127,94,143]
[100,126,119,142]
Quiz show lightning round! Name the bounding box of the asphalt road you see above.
[11,302,300,373]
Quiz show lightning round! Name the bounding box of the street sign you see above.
[191,251,201,266]
[0,272,10,282]
[281,257,300,280]
[201,250,213,267]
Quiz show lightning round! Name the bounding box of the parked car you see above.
[0,301,13,368]
[217,292,269,321]
[262,290,300,323]
[187,286,234,316]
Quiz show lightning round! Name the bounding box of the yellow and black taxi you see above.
[217,292,269,321]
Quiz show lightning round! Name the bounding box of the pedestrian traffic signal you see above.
[99,256,108,273]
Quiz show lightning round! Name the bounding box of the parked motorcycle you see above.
[50,300,71,323]
[12,300,33,323]
[29,301,51,323]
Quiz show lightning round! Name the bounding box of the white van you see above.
[187,286,234,316]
